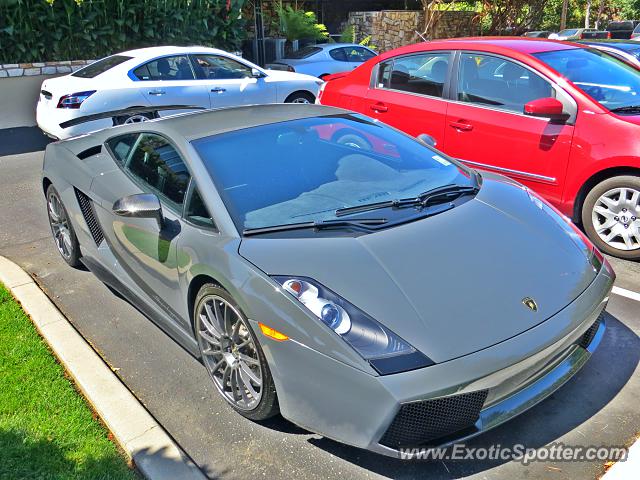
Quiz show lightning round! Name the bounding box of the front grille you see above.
[579,314,604,349]
[379,390,488,448]
[74,188,104,246]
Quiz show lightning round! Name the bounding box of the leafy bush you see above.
[275,5,328,42]
[0,0,246,63]
[339,24,355,43]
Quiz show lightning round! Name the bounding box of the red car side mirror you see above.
[524,97,566,119]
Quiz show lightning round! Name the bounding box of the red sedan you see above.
[318,37,640,260]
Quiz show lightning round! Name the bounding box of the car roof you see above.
[315,43,372,49]
[117,45,226,60]
[378,37,581,61]
[148,104,352,142]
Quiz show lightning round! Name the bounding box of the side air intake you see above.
[74,188,105,246]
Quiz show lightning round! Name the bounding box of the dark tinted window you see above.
[457,53,552,112]
[72,55,132,78]
[126,134,190,206]
[133,55,194,81]
[106,133,139,164]
[192,115,472,232]
[329,48,348,62]
[284,46,322,59]
[186,187,215,229]
[382,53,450,98]
[345,46,376,62]
[192,54,253,79]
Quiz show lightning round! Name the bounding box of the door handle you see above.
[210,87,226,93]
[148,90,166,96]
[449,120,473,132]
[370,103,388,113]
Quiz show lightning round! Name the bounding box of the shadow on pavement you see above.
[0,126,52,156]
[307,312,639,479]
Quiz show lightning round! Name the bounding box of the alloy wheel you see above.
[290,97,311,104]
[196,295,263,410]
[47,190,73,260]
[123,114,150,124]
[591,186,640,251]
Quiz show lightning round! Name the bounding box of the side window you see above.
[329,48,348,62]
[192,54,253,80]
[377,61,393,88]
[125,134,191,207]
[346,47,375,62]
[133,55,194,81]
[106,133,139,164]
[384,53,451,98]
[457,53,553,113]
[185,186,216,229]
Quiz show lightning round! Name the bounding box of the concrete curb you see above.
[0,255,207,480]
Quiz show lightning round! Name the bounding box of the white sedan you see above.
[266,43,377,79]
[37,46,323,139]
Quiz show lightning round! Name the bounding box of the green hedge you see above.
[0,0,247,64]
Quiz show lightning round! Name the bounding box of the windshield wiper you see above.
[335,184,479,217]
[242,218,388,236]
[610,105,640,113]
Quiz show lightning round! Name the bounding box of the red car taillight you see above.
[607,31,612,39]
[57,90,96,109]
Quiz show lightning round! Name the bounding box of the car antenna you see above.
[415,31,429,42]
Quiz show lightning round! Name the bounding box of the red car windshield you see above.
[534,48,640,111]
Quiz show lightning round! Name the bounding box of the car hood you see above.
[238,176,598,363]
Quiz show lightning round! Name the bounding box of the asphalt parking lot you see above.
[1,129,639,480]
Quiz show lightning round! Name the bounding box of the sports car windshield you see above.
[193,115,474,233]
[534,48,640,111]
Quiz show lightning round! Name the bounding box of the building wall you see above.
[348,9,479,52]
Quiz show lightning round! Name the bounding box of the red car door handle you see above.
[370,103,388,113]
[449,121,473,131]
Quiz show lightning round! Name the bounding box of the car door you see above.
[92,132,191,328]
[190,53,276,107]
[132,55,209,113]
[364,51,452,145]
[444,52,576,203]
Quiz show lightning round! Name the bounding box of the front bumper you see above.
[253,262,614,458]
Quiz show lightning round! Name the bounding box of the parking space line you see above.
[612,286,640,303]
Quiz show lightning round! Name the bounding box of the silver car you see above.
[267,43,377,79]
[42,104,614,457]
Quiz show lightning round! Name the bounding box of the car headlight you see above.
[273,276,434,375]
[525,187,604,269]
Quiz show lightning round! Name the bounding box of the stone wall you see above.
[348,9,479,53]
[0,59,94,78]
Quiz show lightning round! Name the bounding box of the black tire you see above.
[284,91,315,104]
[45,184,82,268]
[581,175,640,260]
[194,284,279,421]
[332,129,373,151]
[112,111,154,126]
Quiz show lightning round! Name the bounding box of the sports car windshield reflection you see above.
[192,115,477,233]
[42,104,614,458]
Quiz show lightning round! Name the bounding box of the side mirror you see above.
[416,133,437,148]
[524,97,566,120]
[251,68,263,78]
[113,193,164,230]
